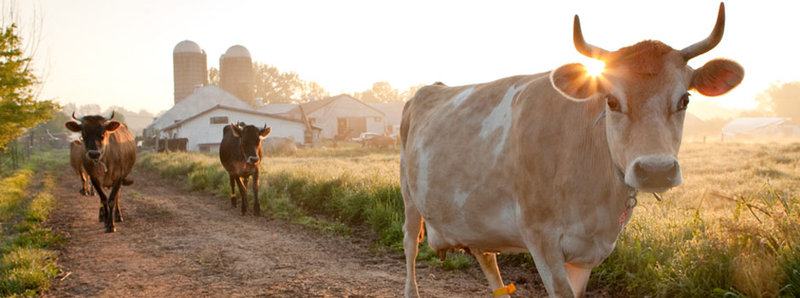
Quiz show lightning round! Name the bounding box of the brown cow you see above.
[69,140,94,196]
[364,135,396,149]
[400,3,742,297]
[66,112,136,233]
[219,123,271,216]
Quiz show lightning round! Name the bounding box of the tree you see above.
[252,62,327,104]
[208,67,219,86]
[353,81,404,103]
[756,82,800,121]
[300,81,329,102]
[0,24,58,150]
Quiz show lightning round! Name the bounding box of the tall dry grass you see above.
[139,142,800,296]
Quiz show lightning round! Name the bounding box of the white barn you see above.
[286,94,386,140]
[145,86,319,151]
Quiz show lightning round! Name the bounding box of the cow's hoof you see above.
[253,210,261,217]
[105,226,116,233]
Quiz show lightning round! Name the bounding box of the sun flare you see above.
[585,59,606,76]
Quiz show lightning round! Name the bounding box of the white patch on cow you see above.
[415,144,431,206]
[453,190,469,208]
[450,87,475,107]
[479,84,525,156]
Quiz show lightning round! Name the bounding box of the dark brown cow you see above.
[66,112,136,233]
[69,140,94,196]
[219,123,271,216]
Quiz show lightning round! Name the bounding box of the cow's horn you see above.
[71,112,79,121]
[680,2,725,61]
[108,111,115,120]
[573,15,609,59]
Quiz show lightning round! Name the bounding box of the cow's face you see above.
[229,124,271,165]
[550,4,743,192]
[65,113,121,161]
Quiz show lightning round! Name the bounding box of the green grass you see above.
[0,151,66,297]
[139,142,800,295]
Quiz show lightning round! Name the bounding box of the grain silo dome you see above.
[223,45,251,58]
[174,40,203,54]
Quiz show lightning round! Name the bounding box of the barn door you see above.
[337,118,348,140]
[350,117,367,137]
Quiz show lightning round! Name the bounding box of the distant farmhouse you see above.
[282,94,387,140]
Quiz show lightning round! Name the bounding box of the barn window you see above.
[210,116,228,124]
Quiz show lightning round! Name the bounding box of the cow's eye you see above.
[606,95,621,112]
[677,93,690,111]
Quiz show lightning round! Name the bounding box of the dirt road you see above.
[46,167,546,297]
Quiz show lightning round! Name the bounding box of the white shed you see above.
[286,94,386,140]
[722,117,800,139]
[161,104,320,152]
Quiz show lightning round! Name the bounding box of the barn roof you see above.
[161,104,321,131]
[287,94,385,117]
[257,103,298,115]
[147,86,253,130]
[722,117,790,136]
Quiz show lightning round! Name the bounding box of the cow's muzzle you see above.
[86,150,101,160]
[624,155,682,193]
[246,156,259,164]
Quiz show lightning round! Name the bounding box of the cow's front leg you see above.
[252,171,261,216]
[90,177,108,223]
[228,174,238,207]
[235,176,248,215]
[523,232,576,298]
[105,179,123,233]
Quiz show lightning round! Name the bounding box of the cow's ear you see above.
[65,121,82,132]
[229,123,241,137]
[259,126,271,139]
[550,63,604,101]
[691,59,744,97]
[105,121,121,132]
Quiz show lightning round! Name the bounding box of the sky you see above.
[11,0,800,118]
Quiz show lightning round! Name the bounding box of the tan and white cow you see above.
[400,3,742,297]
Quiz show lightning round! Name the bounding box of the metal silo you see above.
[173,40,208,103]
[219,45,254,103]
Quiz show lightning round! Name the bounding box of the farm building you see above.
[285,94,386,140]
[145,85,319,151]
[722,117,800,139]
[370,101,405,137]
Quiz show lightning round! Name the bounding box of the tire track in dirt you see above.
[46,166,546,297]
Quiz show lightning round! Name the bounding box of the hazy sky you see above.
[13,0,800,117]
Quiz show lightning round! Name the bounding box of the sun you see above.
[584,59,606,76]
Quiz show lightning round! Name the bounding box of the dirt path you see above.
[45,167,547,297]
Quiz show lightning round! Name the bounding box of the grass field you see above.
[0,151,66,297]
[140,142,800,297]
